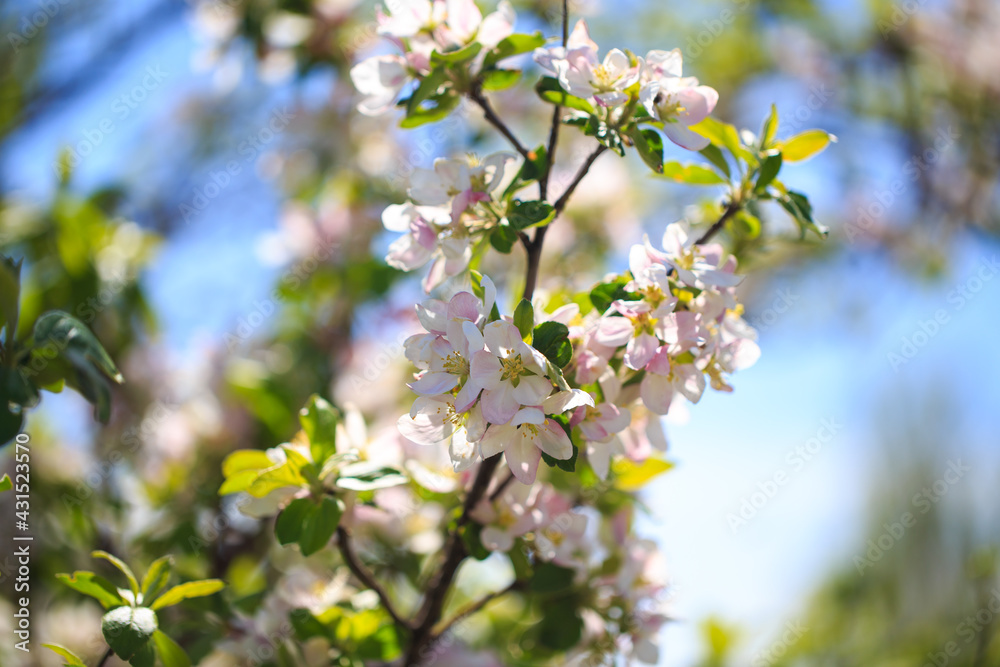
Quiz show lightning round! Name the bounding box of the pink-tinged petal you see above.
[586,440,613,480]
[481,382,520,424]
[696,267,744,288]
[386,234,433,271]
[477,1,515,48]
[655,312,680,345]
[729,339,761,370]
[505,433,542,484]
[673,86,716,125]
[448,291,481,322]
[629,242,655,277]
[599,403,632,434]
[381,203,412,232]
[662,122,710,151]
[646,416,669,451]
[541,389,594,415]
[579,421,610,442]
[483,320,521,355]
[458,320,484,357]
[465,403,487,441]
[454,381,480,413]
[480,423,512,458]
[409,371,459,395]
[567,19,598,51]
[595,90,630,107]
[640,373,675,415]
[624,332,659,371]
[645,345,672,375]
[416,298,448,334]
[398,412,454,446]
[512,375,553,407]
[547,303,579,325]
[536,420,573,459]
[449,431,478,472]
[445,0,482,42]
[675,364,706,403]
[470,349,502,390]
[349,55,409,115]
[595,317,634,347]
[644,48,682,78]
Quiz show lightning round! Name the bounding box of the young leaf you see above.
[129,640,156,667]
[733,210,762,239]
[297,496,344,557]
[92,551,140,596]
[152,630,191,667]
[149,580,225,611]
[612,457,674,491]
[57,571,127,609]
[508,200,555,230]
[627,126,665,173]
[699,144,731,179]
[777,130,835,162]
[0,256,21,339]
[513,299,534,340]
[489,225,519,254]
[755,152,783,192]
[779,190,829,238]
[43,644,87,667]
[406,68,448,114]
[483,32,545,69]
[275,497,314,546]
[529,562,576,593]
[140,556,173,605]
[430,41,482,65]
[759,103,779,148]
[535,77,595,114]
[336,463,408,491]
[531,322,572,368]
[299,394,340,465]
[0,474,11,492]
[658,162,729,186]
[480,68,521,91]
[101,606,157,660]
[400,93,460,128]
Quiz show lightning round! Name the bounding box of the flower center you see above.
[591,64,617,90]
[442,351,469,376]
[653,91,684,118]
[500,353,526,381]
[518,423,540,438]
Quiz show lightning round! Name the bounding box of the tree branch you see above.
[489,471,517,501]
[538,0,569,202]
[97,647,114,667]
[695,200,741,245]
[553,145,608,214]
[469,88,531,161]
[431,580,523,638]
[336,525,413,630]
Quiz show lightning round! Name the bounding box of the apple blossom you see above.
[639,49,719,150]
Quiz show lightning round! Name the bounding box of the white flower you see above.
[349,55,410,116]
[408,152,515,221]
[638,49,719,150]
[469,320,554,425]
[480,408,573,484]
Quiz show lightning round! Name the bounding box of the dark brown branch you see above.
[694,200,741,245]
[553,145,608,214]
[469,88,531,161]
[97,647,114,667]
[431,580,523,638]
[336,526,412,630]
[539,0,568,202]
[489,471,517,501]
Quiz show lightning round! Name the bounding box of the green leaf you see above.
[755,152,782,192]
[658,161,729,186]
[431,41,482,65]
[399,93,460,128]
[275,497,313,546]
[612,456,674,491]
[531,321,572,368]
[221,449,273,478]
[480,68,520,91]
[152,630,191,667]
[0,474,11,492]
[540,443,577,472]
[759,104,779,148]
[530,562,576,593]
[699,144,731,179]
[149,580,225,611]
[247,461,308,498]
[483,32,545,69]
[32,311,123,422]
[513,299,534,341]
[406,68,448,114]
[777,129,834,162]
[129,641,156,667]
[336,463,408,491]
[535,76,595,114]
[102,606,157,660]
[733,210,762,239]
[779,190,829,238]
[92,551,139,596]
[489,225,518,254]
[57,571,128,609]
[43,644,87,667]
[461,523,491,561]
[2,366,40,410]
[689,117,756,165]
[297,496,344,557]
[0,406,22,449]
[628,126,664,173]
[299,394,340,464]
[140,556,173,606]
[537,599,582,650]
[507,200,555,230]
[590,277,636,312]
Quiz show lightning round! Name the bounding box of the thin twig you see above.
[96,647,114,667]
[431,580,523,637]
[553,145,608,214]
[469,88,531,161]
[694,200,741,245]
[539,0,568,202]
[336,526,413,630]
[489,471,517,501]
